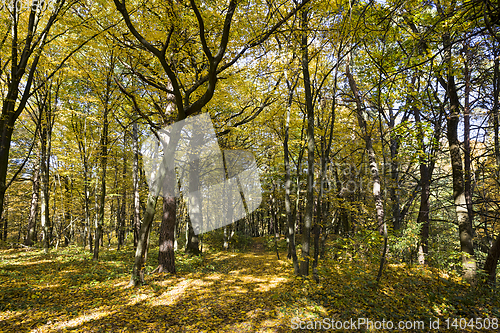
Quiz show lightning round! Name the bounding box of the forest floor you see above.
[1,238,499,332]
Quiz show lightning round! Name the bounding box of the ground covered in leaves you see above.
[1,238,499,332]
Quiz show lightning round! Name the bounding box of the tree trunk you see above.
[346,59,387,282]
[26,155,40,246]
[118,138,127,250]
[40,112,51,253]
[463,42,474,239]
[484,47,500,283]
[270,182,280,260]
[185,156,201,255]
[388,107,401,231]
[158,194,177,273]
[0,124,13,231]
[64,176,72,246]
[284,80,299,273]
[413,103,432,265]
[93,103,109,260]
[133,121,141,248]
[0,1,65,229]
[346,62,385,235]
[299,7,314,277]
[1,195,7,241]
[84,162,92,252]
[494,51,500,171]
[417,155,431,265]
[439,32,476,282]
[129,193,158,286]
[185,220,200,255]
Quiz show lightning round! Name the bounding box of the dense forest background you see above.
[1,0,500,330]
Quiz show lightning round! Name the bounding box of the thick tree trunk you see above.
[439,32,476,282]
[484,234,500,284]
[446,90,475,281]
[484,49,500,283]
[185,220,200,255]
[0,123,13,228]
[158,194,176,273]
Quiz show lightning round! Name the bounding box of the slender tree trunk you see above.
[284,80,299,273]
[494,53,500,171]
[73,115,92,250]
[223,226,230,250]
[129,193,158,286]
[118,139,127,250]
[416,134,431,265]
[93,104,109,260]
[346,59,387,282]
[185,156,200,255]
[270,182,280,259]
[388,107,401,231]
[64,176,72,246]
[463,42,474,238]
[346,62,385,235]
[84,162,92,251]
[413,98,433,266]
[1,195,7,240]
[299,7,314,277]
[26,154,40,246]
[40,113,51,253]
[133,121,141,248]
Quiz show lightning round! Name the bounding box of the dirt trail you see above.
[250,237,266,254]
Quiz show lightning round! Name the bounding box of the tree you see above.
[93,50,118,260]
[0,0,77,226]
[436,18,476,282]
[299,4,315,277]
[113,0,311,285]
